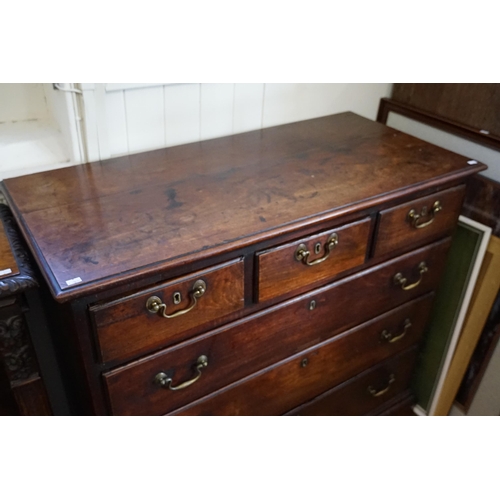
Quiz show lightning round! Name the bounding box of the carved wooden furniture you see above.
[0,204,51,415]
[0,112,485,415]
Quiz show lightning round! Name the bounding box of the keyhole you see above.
[173,292,182,305]
[314,242,322,254]
[301,358,309,368]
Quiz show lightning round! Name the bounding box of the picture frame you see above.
[413,215,491,415]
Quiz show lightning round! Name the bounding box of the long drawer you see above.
[288,347,419,416]
[168,331,420,417]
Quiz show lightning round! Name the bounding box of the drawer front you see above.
[369,392,415,416]
[104,293,433,415]
[91,259,245,363]
[170,339,419,417]
[373,185,465,258]
[104,237,450,415]
[256,218,371,302]
[288,347,419,416]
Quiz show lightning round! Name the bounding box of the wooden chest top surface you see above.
[1,112,485,301]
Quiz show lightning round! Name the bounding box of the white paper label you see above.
[66,277,83,286]
[0,268,12,276]
[480,129,490,135]
[467,160,478,165]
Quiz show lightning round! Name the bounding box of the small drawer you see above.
[288,347,419,416]
[91,258,245,363]
[373,185,465,258]
[256,217,371,302]
[104,293,433,416]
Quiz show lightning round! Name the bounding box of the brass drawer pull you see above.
[146,279,207,318]
[295,233,339,266]
[393,261,428,291]
[368,373,395,397]
[407,200,442,229]
[381,318,412,343]
[155,355,208,391]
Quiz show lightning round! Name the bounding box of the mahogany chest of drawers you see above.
[0,112,485,415]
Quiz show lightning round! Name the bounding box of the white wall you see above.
[0,83,49,123]
[43,83,83,164]
[0,83,82,179]
[81,83,393,162]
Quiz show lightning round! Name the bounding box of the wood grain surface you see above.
[374,185,465,258]
[257,217,371,302]
[1,112,485,301]
[102,237,450,412]
[104,292,434,416]
[288,347,419,416]
[170,336,419,416]
[0,219,19,278]
[92,259,245,363]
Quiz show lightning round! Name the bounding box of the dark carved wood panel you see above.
[0,312,39,382]
[0,204,53,416]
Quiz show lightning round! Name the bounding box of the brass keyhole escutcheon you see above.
[309,300,316,311]
[314,242,322,254]
[173,291,182,305]
[301,358,309,368]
